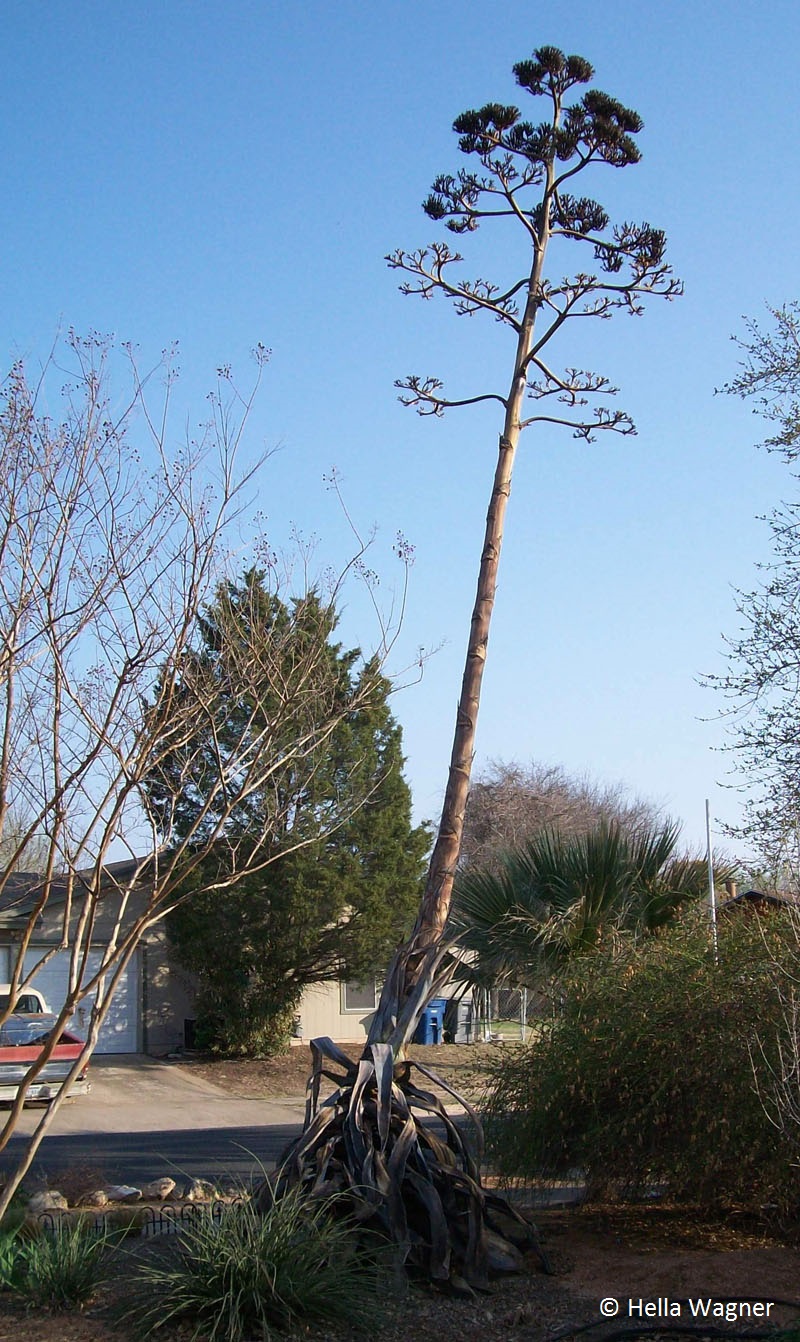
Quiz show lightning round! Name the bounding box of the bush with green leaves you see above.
[9,1218,110,1310]
[162,576,429,1058]
[131,1186,396,1341]
[0,1182,29,1238]
[483,912,800,1212]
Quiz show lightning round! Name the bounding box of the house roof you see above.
[0,857,153,930]
[719,888,800,913]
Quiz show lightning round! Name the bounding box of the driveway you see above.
[21,1054,307,1137]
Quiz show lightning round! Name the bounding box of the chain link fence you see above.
[445,986,550,1043]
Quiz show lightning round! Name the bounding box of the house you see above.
[0,861,379,1055]
[719,888,800,916]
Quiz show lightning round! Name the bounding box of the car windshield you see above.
[0,994,43,1014]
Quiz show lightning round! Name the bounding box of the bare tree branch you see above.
[0,333,413,1216]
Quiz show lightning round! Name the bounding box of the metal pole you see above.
[706,798,719,962]
[521,986,528,1044]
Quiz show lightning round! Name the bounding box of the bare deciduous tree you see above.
[0,333,407,1218]
[460,758,664,873]
[0,805,50,875]
[710,303,800,879]
[280,44,681,1287]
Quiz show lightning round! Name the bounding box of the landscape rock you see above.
[486,1206,536,1247]
[447,1273,476,1298]
[27,1189,68,1214]
[77,1189,109,1208]
[103,1184,142,1203]
[141,1177,176,1200]
[186,1178,216,1202]
[216,1175,243,1197]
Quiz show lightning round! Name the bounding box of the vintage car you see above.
[0,986,90,1101]
[0,985,48,1016]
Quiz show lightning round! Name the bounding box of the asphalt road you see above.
[0,1055,310,1190]
[0,1121,305,1189]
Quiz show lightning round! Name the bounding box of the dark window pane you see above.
[342,980,376,1012]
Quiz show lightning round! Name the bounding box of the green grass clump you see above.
[10,1218,110,1310]
[0,1228,20,1289]
[131,1186,394,1340]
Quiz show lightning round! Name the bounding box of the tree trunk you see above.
[280,47,676,1284]
[369,192,553,1048]
[410,428,519,950]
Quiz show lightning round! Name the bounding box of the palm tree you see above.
[452,820,724,983]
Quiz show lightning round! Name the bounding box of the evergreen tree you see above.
[149,571,429,1054]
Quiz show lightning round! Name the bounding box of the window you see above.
[0,993,44,1014]
[341,979,377,1013]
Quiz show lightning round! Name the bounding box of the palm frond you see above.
[452,819,728,980]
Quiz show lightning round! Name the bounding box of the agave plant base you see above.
[263,1036,550,1290]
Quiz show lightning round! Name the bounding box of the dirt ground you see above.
[174,1040,497,1103]
[0,1203,797,1342]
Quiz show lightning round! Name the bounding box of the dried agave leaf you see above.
[418,1126,458,1170]
[284,1101,341,1174]
[344,1057,375,1171]
[387,1114,417,1183]
[412,1057,485,1166]
[312,1035,359,1073]
[371,1042,393,1150]
[277,1035,549,1288]
[405,1168,451,1280]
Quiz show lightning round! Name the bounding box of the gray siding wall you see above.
[0,883,198,1056]
[140,923,197,1054]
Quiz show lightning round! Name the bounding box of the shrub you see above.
[130,1186,395,1340]
[483,912,800,1212]
[10,1218,110,1310]
[192,1000,297,1058]
[0,1182,29,1236]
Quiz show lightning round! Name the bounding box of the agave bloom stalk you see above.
[280,45,681,1286]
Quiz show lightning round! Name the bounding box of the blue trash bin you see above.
[413,997,448,1045]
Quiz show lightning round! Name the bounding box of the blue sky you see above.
[4,0,800,858]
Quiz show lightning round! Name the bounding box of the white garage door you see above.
[22,947,140,1054]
